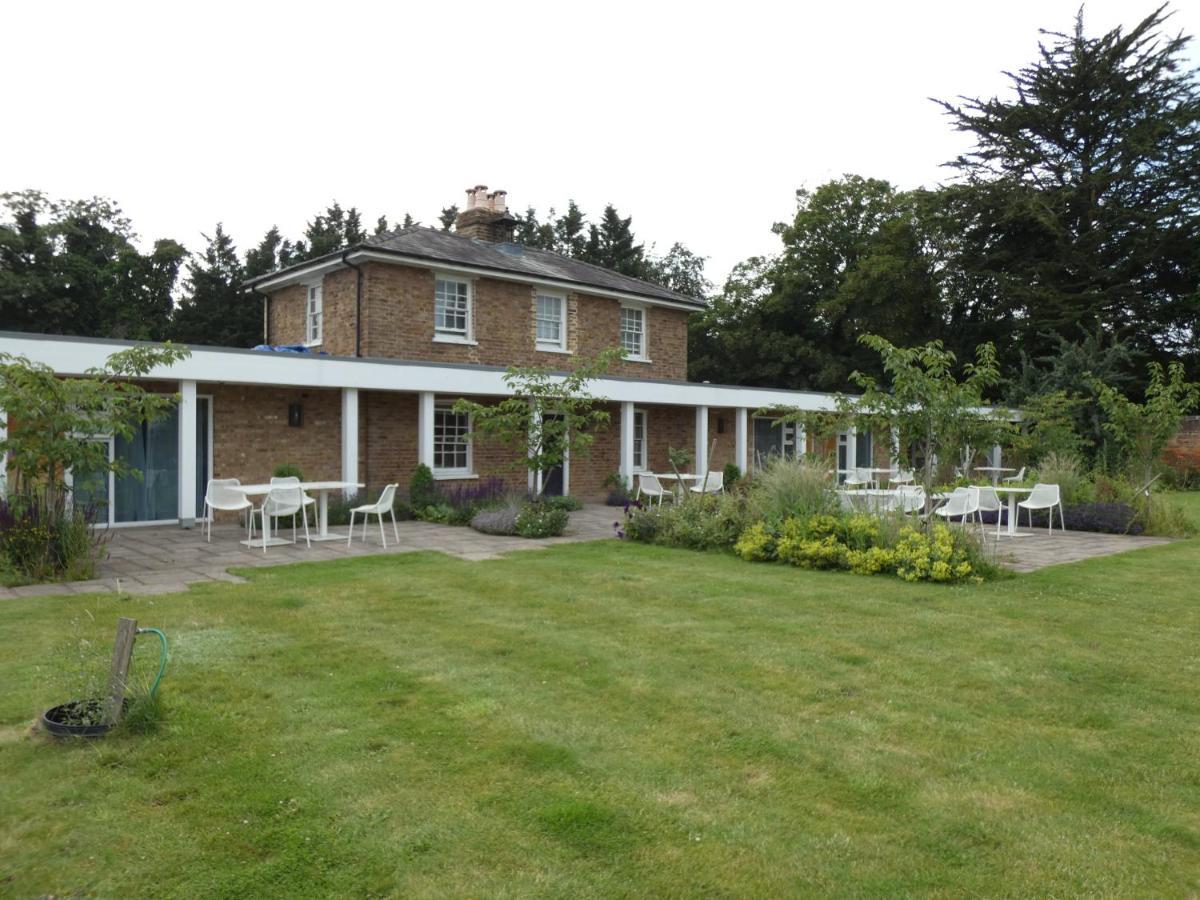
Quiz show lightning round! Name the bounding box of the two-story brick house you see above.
[0,186,875,528]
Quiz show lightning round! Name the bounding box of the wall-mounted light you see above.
[288,403,303,428]
[717,416,726,434]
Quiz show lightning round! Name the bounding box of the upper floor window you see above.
[433,403,472,475]
[306,284,323,345]
[620,305,646,359]
[535,293,565,350]
[434,277,471,340]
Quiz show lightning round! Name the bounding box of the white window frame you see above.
[432,403,473,477]
[632,408,648,471]
[434,274,476,345]
[619,303,648,361]
[534,292,568,352]
[305,282,323,346]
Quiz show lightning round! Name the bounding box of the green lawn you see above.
[2,538,1199,897]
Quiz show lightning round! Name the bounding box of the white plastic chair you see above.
[1002,466,1026,483]
[1017,483,1065,533]
[896,485,926,514]
[888,469,914,486]
[976,486,1004,536]
[253,483,310,552]
[690,470,724,495]
[202,478,254,543]
[935,487,981,531]
[271,475,316,527]
[843,467,871,489]
[635,473,676,507]
[347,484,400,548]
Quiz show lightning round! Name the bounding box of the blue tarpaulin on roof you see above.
[252,344,329,355]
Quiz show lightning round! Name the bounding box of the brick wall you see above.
[267,261,693,381]
[210,384,342,485]
[266,283,306,347]
[1164,416,1200,471]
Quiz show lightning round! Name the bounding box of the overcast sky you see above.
[5,1,1197,286]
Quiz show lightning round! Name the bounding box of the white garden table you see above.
[974,466,1016,485]
[992,485,1034,536]
[233,481,365,546]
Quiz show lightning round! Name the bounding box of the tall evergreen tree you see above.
[438,205,458,232]
[581,204,647,277]
[553,201,587,257]
[171,224,261,348]
[0,191,183,340]
[936,5,1200,374]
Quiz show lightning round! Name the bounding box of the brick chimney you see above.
[454,184,516,242]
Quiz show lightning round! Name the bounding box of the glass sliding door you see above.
[196,397,211,517]
[71,438,114,526]
[114,409,180,523]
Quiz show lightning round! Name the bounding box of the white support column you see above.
[619,401,635,489]
[846,427,857,473]
[694,406,709,477]
[177,380,197,528]
[735,407,748,474]
[991,443,1003,468]
[892,426,902,472]
[0,406,7,499]
[530,405,542,496]
[417,391,435,470]
[341,388,359,495]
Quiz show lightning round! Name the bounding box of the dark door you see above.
[541,414,565,497]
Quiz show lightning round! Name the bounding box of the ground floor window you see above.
[753,417,799,468]
[633,409,647,471]
[434,404,471,475]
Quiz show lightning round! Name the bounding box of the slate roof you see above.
[244,227,704,308]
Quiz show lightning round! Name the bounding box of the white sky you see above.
[4,0,1197,286]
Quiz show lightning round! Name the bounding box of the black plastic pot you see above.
[41,698,126,739]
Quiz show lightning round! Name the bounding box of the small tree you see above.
[0,344,190,511]
[1094,361,1199,486]
[850,336,1006,496]
[452,349,623,497]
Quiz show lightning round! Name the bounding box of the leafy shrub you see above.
[471,502,522,536]
[272,463,304,480]
[516,503,570,538]
[846,546,899,576]
[543,495,583,511]
[1034,452,1093,505]
[619,494,749,551]
[409,464,438,510]
[733,521,778,561]
[894,524,983,583]
[0,494,105,586]
[603,473,632,506]
[434,477,509,525]
[734,511,991,584]
[747,456,836,522]
[723,462,742,490]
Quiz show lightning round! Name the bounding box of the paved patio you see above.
[0,504,621,599]
[0,507,1173,598]
[982,526,1171,573]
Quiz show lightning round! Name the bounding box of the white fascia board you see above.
[0,333,837,411]
[247,258,348,291]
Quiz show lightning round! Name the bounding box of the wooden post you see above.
[104,617,138,725]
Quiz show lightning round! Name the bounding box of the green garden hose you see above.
[135,627,169,698]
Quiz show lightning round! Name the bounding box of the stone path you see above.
[0,504,621,599]
[0,506,1175,598]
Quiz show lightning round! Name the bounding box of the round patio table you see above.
[233,481,364,546]
[974,466,1016,485]
[991,485,1035,536]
